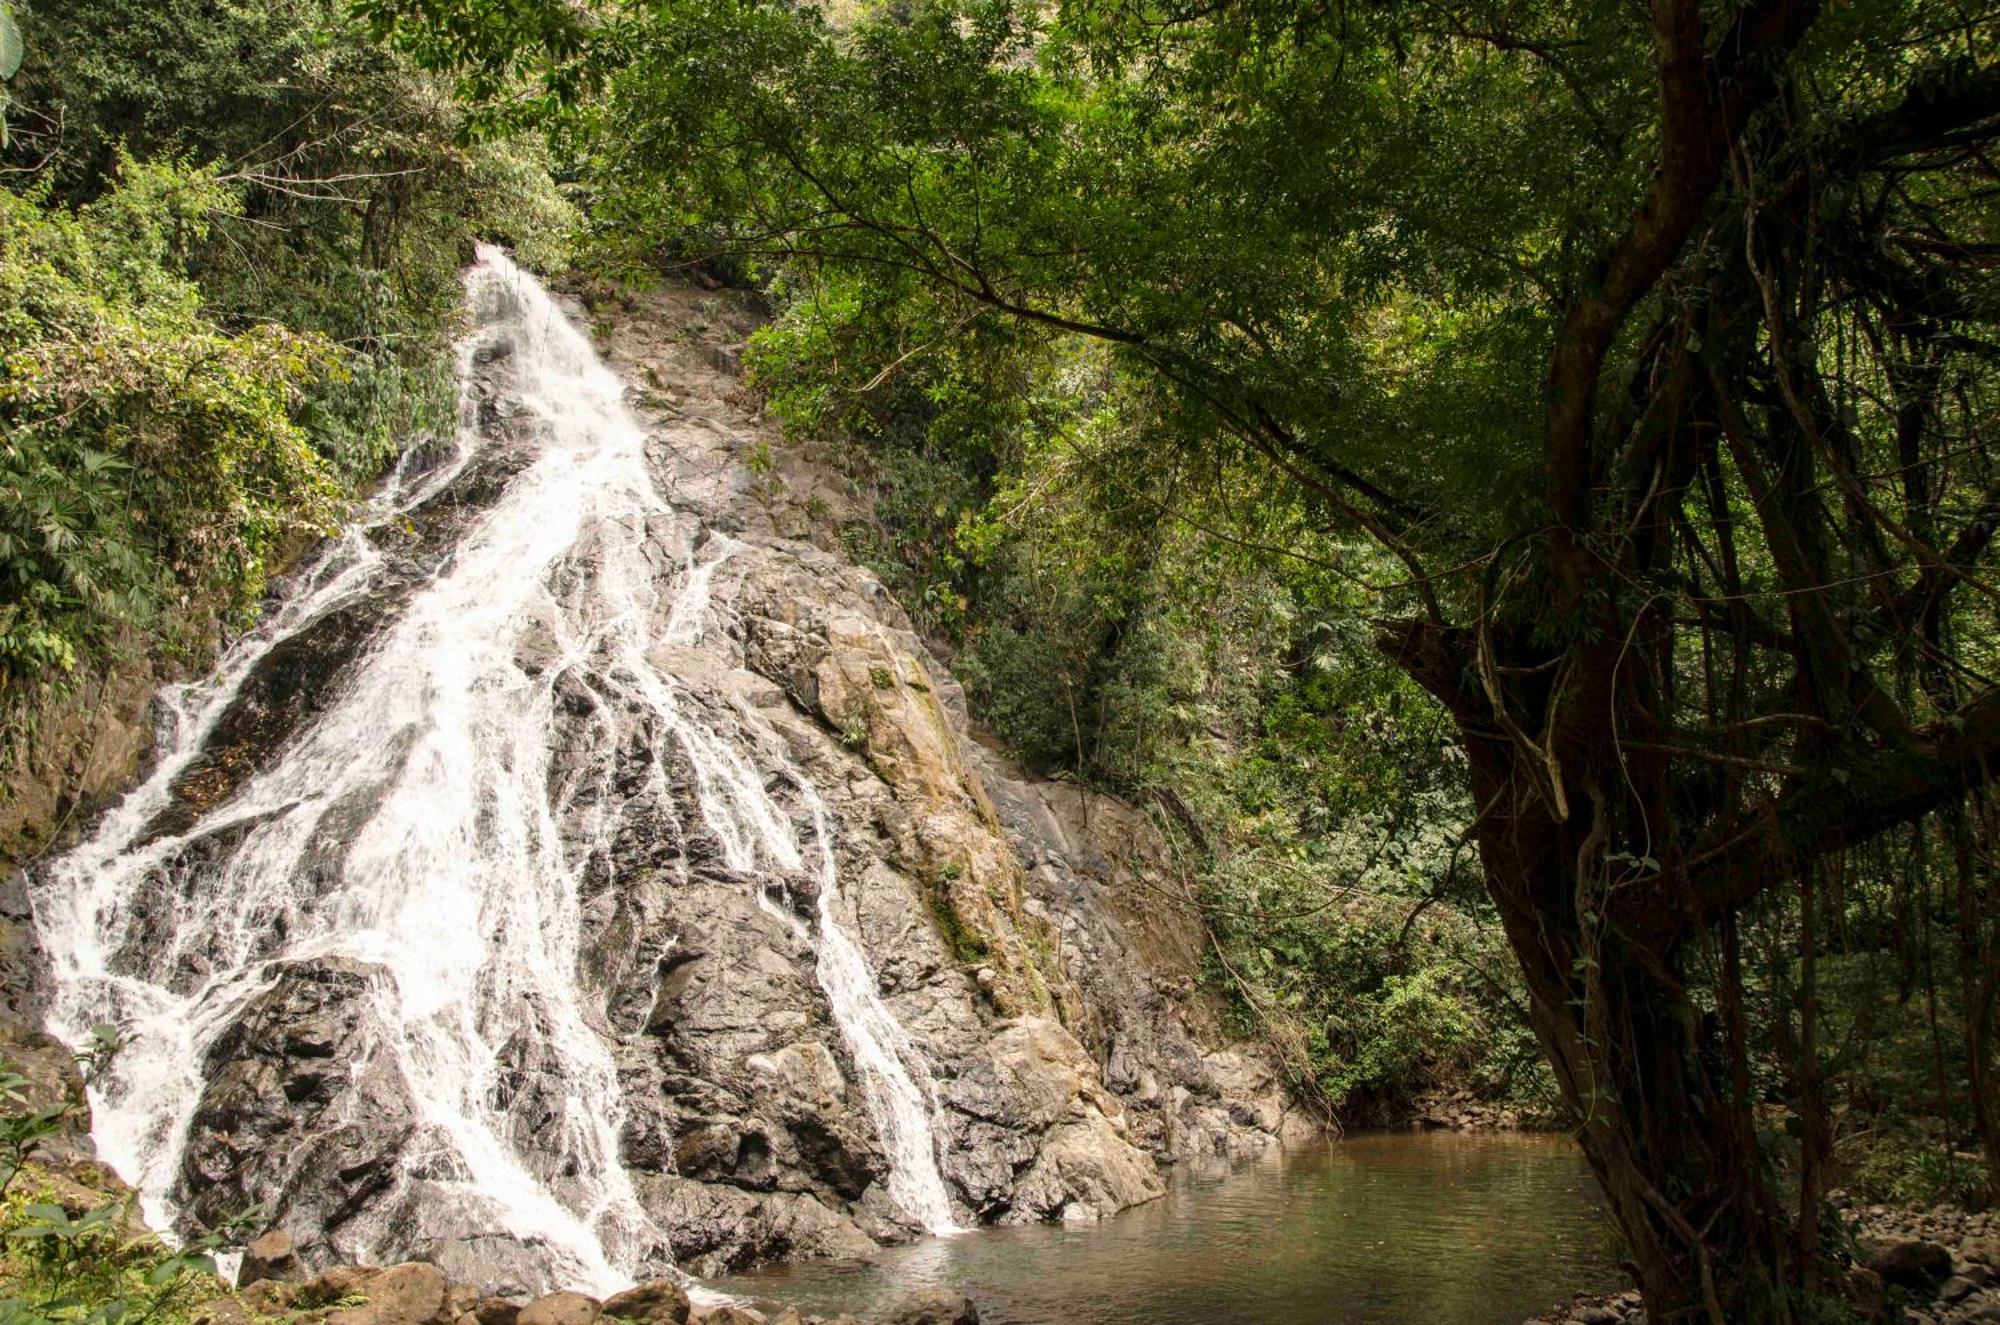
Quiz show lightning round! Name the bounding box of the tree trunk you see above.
[1386,618,1800,1323]
[1466,767,1794,1323]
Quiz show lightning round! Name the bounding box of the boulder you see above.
[517,1293,602,1325]
[601,1281,691,1325]
[879,1291,979,1325]
[689,1308,765,1325]
[303,1265,379,1302]
[238,1229,306,1287]
[324,1263,451,1325]
[1862,1237,1954,1290]
[473,1298,523,1325]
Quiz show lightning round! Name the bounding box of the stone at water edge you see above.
[879,1289,979,1325]
[238,1229,307,1286]
[518,1292,603,1325]
[689,1307,765,1325]
[601,1279,692,1325]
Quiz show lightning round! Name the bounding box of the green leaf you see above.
[0,4,21,81]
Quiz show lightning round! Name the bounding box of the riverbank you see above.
[1529,1203,2000,1325]
[216,1239,982,1325]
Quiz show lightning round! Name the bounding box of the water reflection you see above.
[712,1132,1622,1325]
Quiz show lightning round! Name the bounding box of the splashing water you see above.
[30,247,959,1288]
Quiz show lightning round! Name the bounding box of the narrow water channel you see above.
[713,1133,1621,1325]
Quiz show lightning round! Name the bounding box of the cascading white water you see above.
[31,247,958,1286]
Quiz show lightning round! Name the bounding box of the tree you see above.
[365,0,2000,1316]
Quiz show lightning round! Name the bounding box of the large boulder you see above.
[1862,1237,1954,1290]
[944,1019,1163,1222]
[237,1229,306,1287]
[689,1308,765,1325]
[601,1281,691,1325]
[324,1263,451,1325]
[516,1292,601,1325]
[176,958,420,1268]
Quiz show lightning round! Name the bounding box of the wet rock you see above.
[238,1229,306,1286]
[146,599,391,845]
[601,1280,691,1325]
[1863,1237,1954,1290]
[879,1289,979,1325]
[516,1292,601,1325]
[176,957,420,1268]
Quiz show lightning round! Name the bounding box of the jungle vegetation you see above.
[0,0,570,744]
[5,0,2000,1321]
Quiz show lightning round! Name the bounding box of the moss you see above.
[918,861,990,965]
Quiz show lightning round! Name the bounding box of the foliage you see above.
[0,160,341,690]
[0,1194,229,1325]
[749,256,1550,1119]
[0,3,19,147]
[0,1072,65,1204]
[0,0,575,759]
[0,1053,242,1325]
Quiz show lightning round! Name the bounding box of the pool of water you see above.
[711,1132,1623,1324]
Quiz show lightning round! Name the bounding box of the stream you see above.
[713,1132,1620,1325]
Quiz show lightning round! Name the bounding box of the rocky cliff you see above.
[11,253,1313,1297]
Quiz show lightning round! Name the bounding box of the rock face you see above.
[22,258,1313,1293]
[562,277,1317,1269]
[177,958,420,1267]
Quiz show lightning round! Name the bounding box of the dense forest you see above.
[3,0,1999,1323]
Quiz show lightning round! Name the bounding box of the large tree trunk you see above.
[1471,754,1793,1322]
[1386,618,1802,1323]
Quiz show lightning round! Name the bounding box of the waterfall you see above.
[30,247,959,1288]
